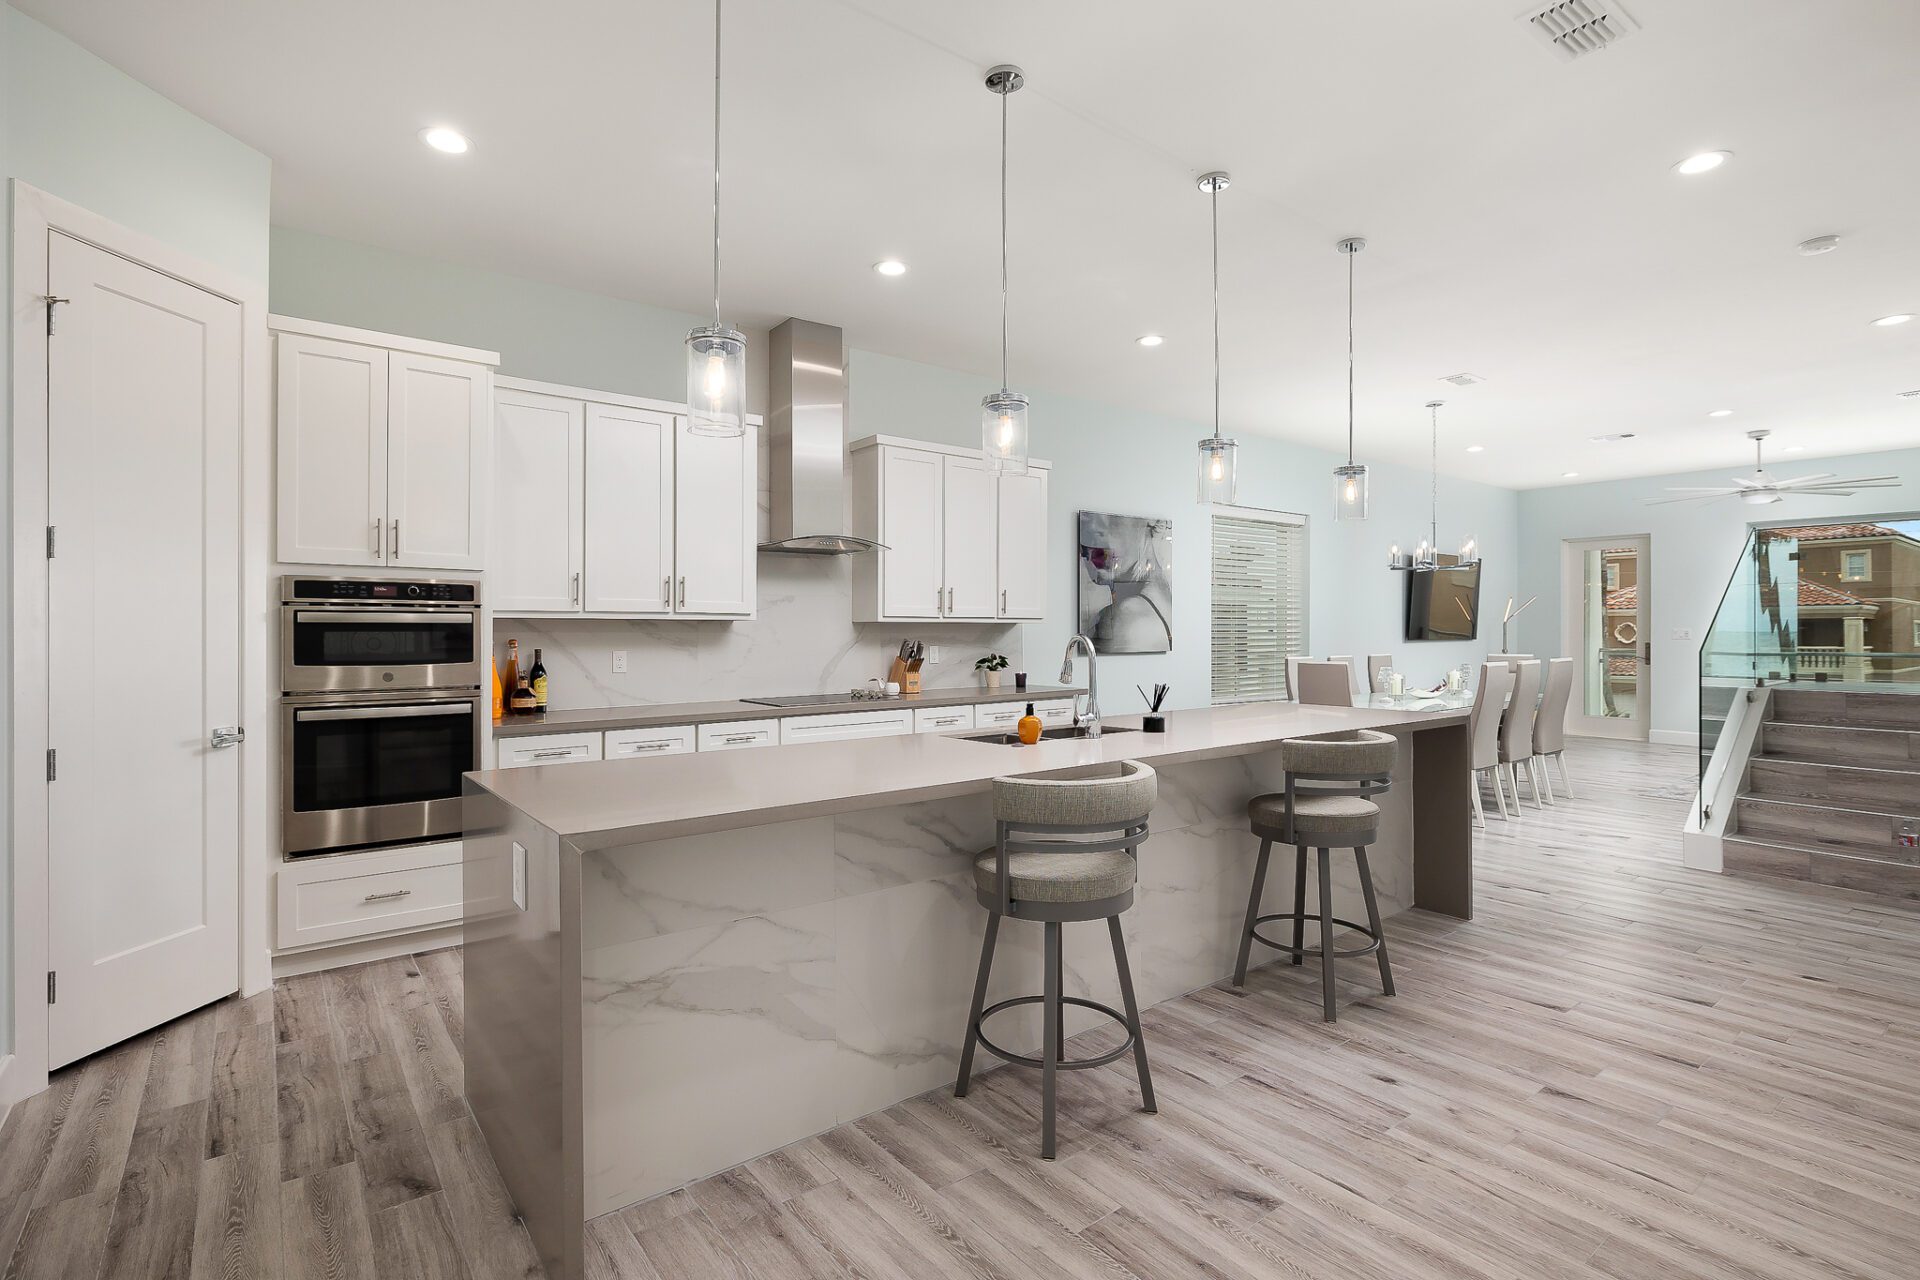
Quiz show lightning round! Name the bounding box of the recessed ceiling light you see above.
[1135,334,1164,347]
[1871,313,1913,326]
[1707,409,1734,417]
[419,126,470,154]
[1562,471,1579,478]
[1465,445,1485,453]
[1673,150,1731,175]
[873,259,907,277]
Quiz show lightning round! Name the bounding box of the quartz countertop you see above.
[467,701,1468,850]
[490,685,1083,738]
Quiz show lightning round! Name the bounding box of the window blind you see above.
[1211,510,1307,704]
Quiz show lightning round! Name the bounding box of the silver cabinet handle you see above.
[722,734,758,744]
[1000,589,1007,614]
[391,519,400,557]
[936,588,944,614]
[678,577,687,608]
[363,888,412,903]
[528,748,577,759]
[209,726,245,749]
[622,741,670,752]
[372,519,383,559]
[948,587,955,613]
[664,577,672,609]
[571,572,581,605]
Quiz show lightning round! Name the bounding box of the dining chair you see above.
[1469,661,1515,825]
[1295,660,1356,707]
[1498,659,1545,808]
[1286,655,1304,701]
[1366,654,1394,696]
[1484,653,1534,664]
[1327,655,1367,698]
[1534,657,1575,799]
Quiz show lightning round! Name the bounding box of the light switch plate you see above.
[611,650,628,673]
[927,645,941,664]
[1669,627,1692,641]
[511,841,527,911]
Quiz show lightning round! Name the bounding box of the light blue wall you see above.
[271,227,1522,714]
[1514,447,1920,740]
[2,2,271,1065]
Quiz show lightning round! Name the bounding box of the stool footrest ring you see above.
[973,995,1137,1071]
[1246,911,1383,960]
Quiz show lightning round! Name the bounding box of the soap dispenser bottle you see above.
[1017,702,1042,745]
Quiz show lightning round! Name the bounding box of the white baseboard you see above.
[1650,729,1701,748]
[0,1052,27,1129]
[270,922,462,979]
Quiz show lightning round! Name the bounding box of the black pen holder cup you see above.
[1142,715,1166,733]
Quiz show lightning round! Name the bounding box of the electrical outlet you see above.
[511,841,528,911]
[927,645,941,664]
[611,650,628,673]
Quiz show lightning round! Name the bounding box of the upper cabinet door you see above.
[996,468,1048,619]
[276,334,388,566]
[585,404,675,615]
[387,352,488,570]
[493,389,583,613]
[672,419,756,617]
[941,456,997,620]
[878,448,943,618]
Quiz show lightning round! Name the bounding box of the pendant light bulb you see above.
[1196,171,1238,505]
[685,0,747,439]
[1332,236,1370,521]
[981,65,1030,474]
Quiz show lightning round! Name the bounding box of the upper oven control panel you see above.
[283,576,479,605]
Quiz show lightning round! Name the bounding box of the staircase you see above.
[1725,689,1920,900]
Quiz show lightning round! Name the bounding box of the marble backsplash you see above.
[493,553,1026,710]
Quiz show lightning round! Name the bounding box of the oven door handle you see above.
[295,703,475,722]
[292,609,474,626]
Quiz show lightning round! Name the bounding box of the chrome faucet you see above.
[1059,634,1101,737]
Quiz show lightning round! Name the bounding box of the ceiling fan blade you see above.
[1659,486,1740,493]
[1643,492,1734,506]
[1770,473,1839,486]
[1727,476,1763,488]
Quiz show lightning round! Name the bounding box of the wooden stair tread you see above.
[1737,792,1919,821]
[1751,754,1920,777]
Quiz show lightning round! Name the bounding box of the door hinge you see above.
[46,525,56,559]
[46,748,56,781]
[44,295,70,336]
[47,972,56,1004]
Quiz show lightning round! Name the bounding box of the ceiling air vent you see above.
[1522,0,1640,61]
[1439,372,1485,387]
[1900,389,1920,399]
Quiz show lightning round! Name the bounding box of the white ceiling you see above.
[25,0,1920,488]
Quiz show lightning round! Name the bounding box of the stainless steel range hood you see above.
[758,318,884,555]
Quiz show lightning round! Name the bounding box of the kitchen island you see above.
[461,701,1471,1280]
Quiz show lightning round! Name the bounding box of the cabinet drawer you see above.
[699,719,781,751]
[498,732,603,768]
[605,725,696,759]
[914,706,977,733]
[1035,699,1076,726]
[779,709,914,745]
[276,845,463,950]
[975,702,1025,728]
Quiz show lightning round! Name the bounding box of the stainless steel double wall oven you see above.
[280,576,483,856]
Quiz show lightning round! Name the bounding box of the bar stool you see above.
[954,761,1158,1160]
[1231,730,1396,1022]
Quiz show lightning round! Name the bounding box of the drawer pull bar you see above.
[363,889,413,903]
[722,735,759,744]
[528,748,577,759]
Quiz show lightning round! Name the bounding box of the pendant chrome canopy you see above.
[685,0,746,438]
[1196,171,1237,504]
[981,63,1030,474]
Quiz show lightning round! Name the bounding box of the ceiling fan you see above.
[1645,430,1901,506]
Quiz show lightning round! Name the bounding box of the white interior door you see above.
[879,448,942,619]
[672,419,755,616]
[388,352,487,570]
[47,231,242,1067]
[1562,534,1650,741]
[493,389,583,613]
[941,456,997,620]
[585,403,674,614]
[995,467,1048,619]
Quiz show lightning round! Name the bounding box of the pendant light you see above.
[1332,236,1369,520]
[981,64,1030,474]
[1389,401,1480,571]
[685,0,746,438]
[1196,171,1237,504]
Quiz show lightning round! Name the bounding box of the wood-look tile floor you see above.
[7,739,1919,1279]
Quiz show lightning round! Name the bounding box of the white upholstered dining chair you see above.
[1469,660,1516,824]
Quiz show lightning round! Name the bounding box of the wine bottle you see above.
[530,648,549,712]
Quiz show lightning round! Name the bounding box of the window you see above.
[1211,507,1307,703]
[1605,561,1620,590]
[1912,619,1919,649]
[1841,549,1871,582]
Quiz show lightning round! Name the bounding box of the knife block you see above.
[887,658,922,694]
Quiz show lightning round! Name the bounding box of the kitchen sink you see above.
[959,725,1137,745]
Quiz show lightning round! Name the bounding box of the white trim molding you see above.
[1650,728,1702,748]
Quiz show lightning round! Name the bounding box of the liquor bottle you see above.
[503,639,522,713]
[529,648,549,712]
[509,670,537,716]
[491,658,504,720]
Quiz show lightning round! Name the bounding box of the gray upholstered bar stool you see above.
[954,761,1158,1160]
[1231,730,1396,1022]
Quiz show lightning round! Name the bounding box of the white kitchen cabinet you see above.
[913,705,976,734]
[493,388,583,612]
[995,466,1049,619]
[498,732,603,768]
[1035,698,1077,727]
[975,702,1026,729]
[273,317,497,570]
[852,437,1049,623]
[698,720,780,751]
[275,841,464,951]
[779,708,914,745]
[605,724,696,758]
[492,377,753,619]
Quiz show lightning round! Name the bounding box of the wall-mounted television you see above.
[1405,563,1481,641]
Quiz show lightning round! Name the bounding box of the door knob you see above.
[210,726,245,749]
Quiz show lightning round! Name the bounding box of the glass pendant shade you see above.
[1197,435,1238,504]
[1333,463,1370,521]
[981,390,1030,473]
[685,324,747,438]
